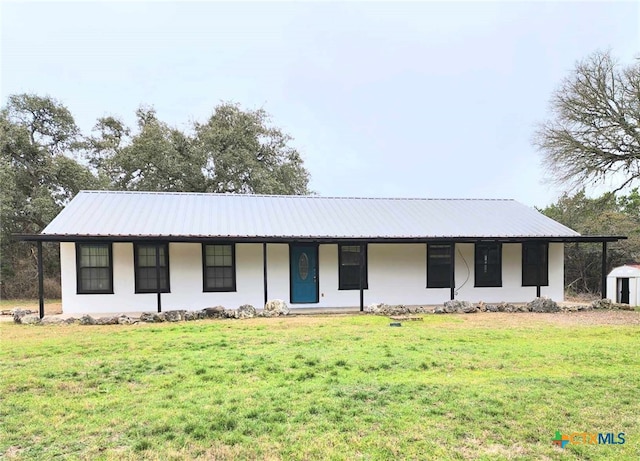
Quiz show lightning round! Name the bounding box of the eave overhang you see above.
[13,234,627,244]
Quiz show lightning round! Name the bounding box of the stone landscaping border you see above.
[10,297,635,326]
[12,299,290,325]
[365,297,634,316]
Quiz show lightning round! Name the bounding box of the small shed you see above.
[607,265,640,306]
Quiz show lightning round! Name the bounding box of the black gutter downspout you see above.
[156,244,162,313]
[37,241,44,319]
[601,241,607,299]
[263,243,268,306]
[449,242,455,300]
[359,243,365,312]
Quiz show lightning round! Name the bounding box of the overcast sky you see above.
[2,1,638,207]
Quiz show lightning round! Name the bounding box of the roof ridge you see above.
[78,190,515,202]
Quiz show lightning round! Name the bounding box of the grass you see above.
[1,313,638,460]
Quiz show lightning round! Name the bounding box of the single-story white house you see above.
[607,265,640,306]
[18,191,624,316]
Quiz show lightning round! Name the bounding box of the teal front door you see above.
[290,245,318,303]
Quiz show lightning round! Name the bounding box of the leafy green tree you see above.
[617,187,640,220]
[2,94,312,298]
[195,103,310,194]
[1,94,97,298]
[534,51,640,193]
[87,108,206,192]
[541,190,640,295]
[89,103,310,194]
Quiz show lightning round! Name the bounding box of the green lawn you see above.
[1,313,638,460]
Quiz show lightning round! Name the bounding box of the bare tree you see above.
[535,51,640,193]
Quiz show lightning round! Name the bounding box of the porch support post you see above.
[359,243,365,312]
[449,242,455,300]
[601,241,607,299]
[156,244,162,313]
[536,242,540,297]
[536,242,544,298]
[263,243,268,306]
[37,241,44,319]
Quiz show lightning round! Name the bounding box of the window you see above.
[522,242,548,286]
[76,243,113,294]
[427,244,453,288]
[339,244,368,290]
[475,243,502,287]
[203,244,236,292]
[134,243,170,293]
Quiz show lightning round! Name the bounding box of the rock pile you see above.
[16,314,42,325]
[365,304,430,315]
[434,300,482,314]
[203,306,226,319]
[429,296,636,314]
[12,309,36,323]
[13,299,293,326]
[435,298,560,314]
[527,297,560,313]
[589,298,634,311]
[263,299,290,317]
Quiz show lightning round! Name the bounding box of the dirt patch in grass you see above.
[0,299,62,316]
[448,311,640,328]
[44,302,62,315]
[255,311,640,329]
[540,310,640,326]
[2,446,23,459]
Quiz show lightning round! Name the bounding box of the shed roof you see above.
[608,265,640,278]
[29,190,593,242]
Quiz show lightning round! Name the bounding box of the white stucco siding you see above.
[313,244,429,307]
[368,244,429,305]
[264,244,290,303]
[452,243,564,303]
[61,242,267,314]
[164,242,265,309]
[60,241,565,314]
[547,243,565,300]
[459,243,536,302]
[61,242,158,314]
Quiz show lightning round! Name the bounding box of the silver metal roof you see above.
[40,190,580,239]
